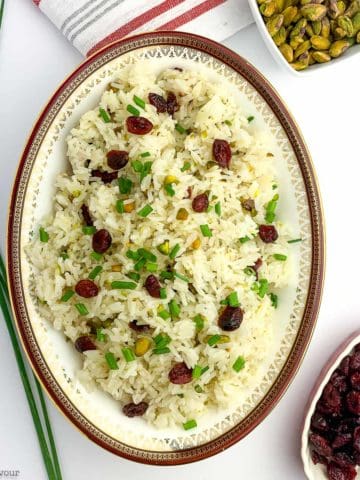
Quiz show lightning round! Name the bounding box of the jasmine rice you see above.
[27,63,291,429]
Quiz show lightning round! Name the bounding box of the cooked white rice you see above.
[28,62,291,429]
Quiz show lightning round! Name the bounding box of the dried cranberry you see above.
[122,402,148,417]
[350,351,360,371]
[320,384,342,415]
[354,426,360,453]
[333,452,356,468]
[81,204,93,226]
[92,229,112,254]
[309,433,333,457]
[75,279,99,298]
[128,320,151,333]
[91,169,118,184]
[332,433,352,449]
[212,139,231,169]
[106,150,129,170]
[311,449,328,466]
[346,391,360,415]
[259,225,278,243]
[327,462,357,480]
[149,93,167,113]
[185,186,192,199]
[75,335,96,352]
[350,371,360,391]
[242,198,255,212]
[192,193,209,213]
[126,116,153,135]
[331,370,348,393]
[166,92,179,115]
[168,362,193,385]
[144,275,161,298]
[252,258,263,280]
[339,356,351,376]
[218,306,244,331]
[311,412,329,433]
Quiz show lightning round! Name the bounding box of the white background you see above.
[0,1,359,479]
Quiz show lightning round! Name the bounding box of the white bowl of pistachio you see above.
[248,0,360,75]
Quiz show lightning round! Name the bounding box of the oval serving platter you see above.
[7,32,324,465]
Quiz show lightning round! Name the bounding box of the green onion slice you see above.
[60,290,74,302]
[288,238,302,244]
[158,309,170,320]
[88,266,103,280]
[137,204,153,217]
[75,303,88,315]
[118,177,133,194]
[96,329,106,342]
[105,352,118,369]
[127,104,140,116]
[169,299,180,318]
[181,162,191,172]
[122,347,135,362]
[138,248,157,262]
[126,271,140,282]
[269,292,278,308]
[164,184,175,196]
[82,226,96,235]
[153,347,171,354]
[215,202,221,217]
[227,291,239,307]
[239,236,250,244]
[233,356,246,372]
[140,151,151,158]
[183,419,197,430]
[169,243,180,260]
[90,252,103,261]
[207,334,220,347]
[133,95,145,109]
[39,227,49,243]
[193,314,205,332]
[111,281,137,290]
[174,272,189,283]
[200,224,212,237]
[99,107,111,123]
[273,253,287,261]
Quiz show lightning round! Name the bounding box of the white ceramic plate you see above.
[7,32,324,464]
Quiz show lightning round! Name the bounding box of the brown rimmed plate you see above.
[7,31,324,465]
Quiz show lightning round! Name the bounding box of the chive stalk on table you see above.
[0,253,62,480]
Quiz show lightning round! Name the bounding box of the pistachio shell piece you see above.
[301,3,327,20]
[273,26,287,44]
[329,38,350,55]
[338,15,355,35]
[310,34,331,48]
[279,43,294,61]
[312,50,332,61]
[283,6,298,24]
[267,13,285,36]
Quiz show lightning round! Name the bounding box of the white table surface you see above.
[1,1,359,479]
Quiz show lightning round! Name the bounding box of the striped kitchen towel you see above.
[33,0,253,57]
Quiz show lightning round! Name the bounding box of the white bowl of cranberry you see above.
[301,330,360,480]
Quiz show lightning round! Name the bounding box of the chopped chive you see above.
[239,236,250,244]
[133,95,145,109]
[244,266,255,276]
[116,200,124,213]
[193,314,205,332]
[265,194,279,224]
[99,107,111,123]
[134,257,146,271]
[169,299,180,318]
[131,160,143,173]
[118,177,133,195]
[111,281,137,290]
[140,151,151,158]
[215,202,221,217]
[137,204,153,217]
[207,334,220,347]
[273,253,287,261]
[153,347,171,354]
[59,251,69,260]
[169,243,180,260]
[82,226,96,235]
[192,365,203,379]
[164,184,175,196]
[227,291,239,307]
[247,115,255,123]
[105,352,118,370]
[194,385,204,393]
[88,266,103,280]
[183,419,197,430]
[145,262,157,272]
[160,270,174,280]
[288,238,302,244]
[200,224,212,238]
[233,356,246,372]
[127,104,140,116]
[96,328,106,342]
[140,161,153,181]
[154,333,171,348]
[201,366,209,375]
[39,227,49,243]
[126,271,140,282]
[126,249,141,261]
[60,290,75,302]
[181,162,191,172]
[270,292,278,308]
[75,303,89,316]
[175,123,187,134]
[174,272,190,283]
[91,251,103,261]
[258,279,269,298]
[158,309,171,320]
[159,287,167,299]
[138,248,157,262]
[122,347,135,362]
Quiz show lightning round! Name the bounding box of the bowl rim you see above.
[7,30,325,465]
